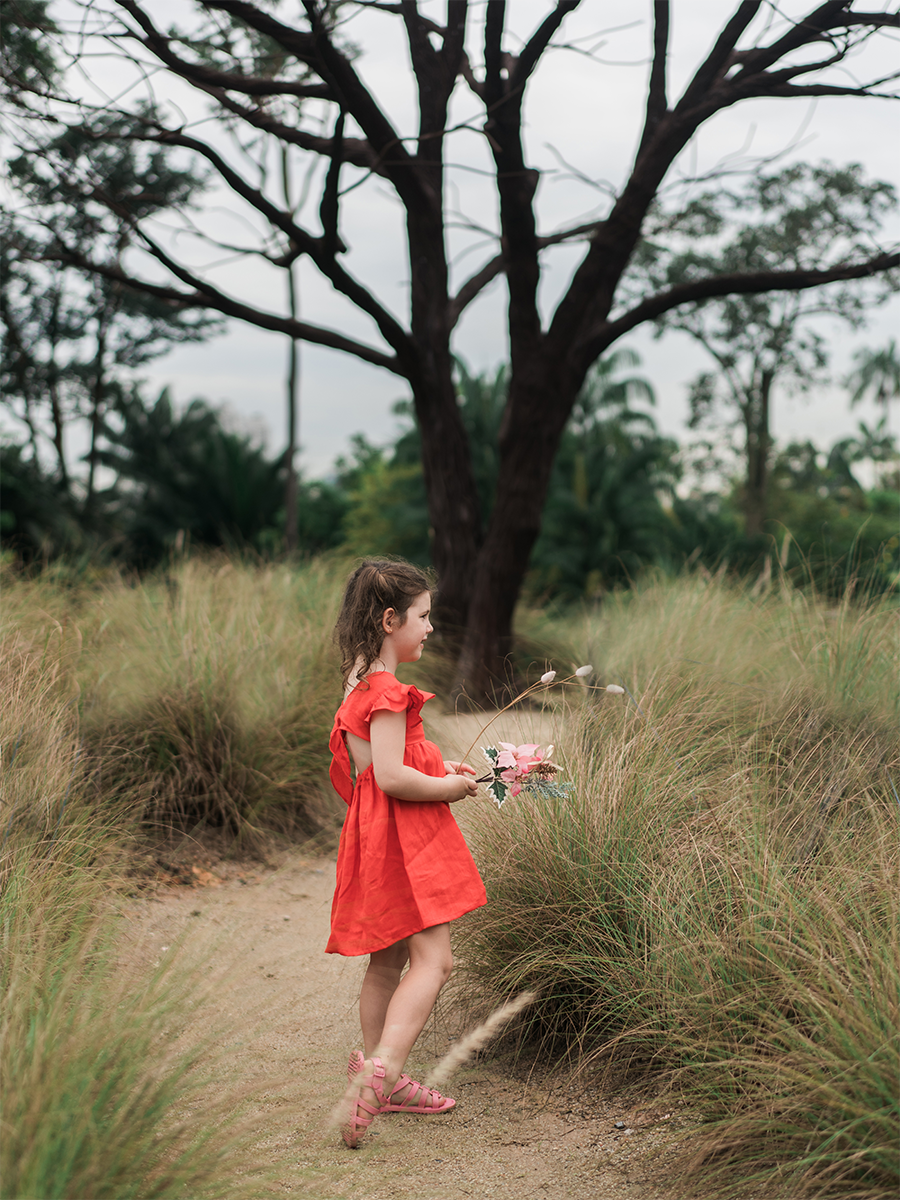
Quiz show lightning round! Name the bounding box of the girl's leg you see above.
[359,940,409,1057]
[358,923,453,1104]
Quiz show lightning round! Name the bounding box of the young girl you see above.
[327,560,486,1148]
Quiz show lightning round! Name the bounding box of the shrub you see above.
[459,574,899,1198]
[2,556,346,845]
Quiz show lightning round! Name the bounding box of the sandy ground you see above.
[117,707,682,1200]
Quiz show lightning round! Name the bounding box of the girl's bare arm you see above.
[370,711,477,803]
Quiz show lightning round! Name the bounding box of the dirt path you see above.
[119,709,674,1199]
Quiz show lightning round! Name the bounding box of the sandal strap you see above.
[385,1073,454,1113]
[343,1058,388,1148]
[356,1056,390,1107]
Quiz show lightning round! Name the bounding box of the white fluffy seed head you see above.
[605,684,625,695]
[575,664,593,677]
[540,670,557,684]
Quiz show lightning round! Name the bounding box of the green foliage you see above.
[0,440,83,559]
[846,339,900,410]
[99,387,285,560]
[0,0,59,94]
[337,434,431,563]
[528,352,676,600]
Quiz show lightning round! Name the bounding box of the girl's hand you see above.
[443,760,475,776]
[442,772,478,802]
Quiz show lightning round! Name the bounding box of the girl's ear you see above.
[381,607,397,635]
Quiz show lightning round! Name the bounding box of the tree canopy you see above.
[2,0,899,697]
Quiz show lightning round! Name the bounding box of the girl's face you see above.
[386,591,433,662]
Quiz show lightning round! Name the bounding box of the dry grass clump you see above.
[460,574,898,1199]
[76,557,344,844]
[0,594,297,1199]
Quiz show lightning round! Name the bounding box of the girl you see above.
[327,560,486,1148]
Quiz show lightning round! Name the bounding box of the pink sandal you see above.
[381,1075,456,1114]
[342,1057,388,1149]
[345,1051,455,1117]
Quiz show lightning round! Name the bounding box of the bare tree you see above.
[4,0,898,697]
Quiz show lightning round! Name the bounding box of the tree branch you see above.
[42,239,405,374]
[838,11,900,27]
[637,0,670,159]
[113,0,334,98]
[199,85,382,172]
[198,0,424,204]
[583,251,900,362]
[448,219,604,328]
[732,1,894,79]
[676,1,762,112]
[99,121,412,356]
[510,1,581,94]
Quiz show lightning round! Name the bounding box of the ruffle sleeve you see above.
[342,674,433,737]
[328,673,435,804]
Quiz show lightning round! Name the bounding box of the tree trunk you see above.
[454,361,578,700]
[743,372,773,538]
[406,205,481,636]
[282,150,299,555]
[47,289,70,490]
[84,319,108,521]
[283,279,299,555]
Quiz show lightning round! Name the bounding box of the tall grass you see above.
[460,573,899,1199]
[0,612,285,1199]
[3,555,345,844]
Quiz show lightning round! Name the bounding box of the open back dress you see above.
[326,671,486,956]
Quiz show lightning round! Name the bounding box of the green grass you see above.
[459,572,899,1199]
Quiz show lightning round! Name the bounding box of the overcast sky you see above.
[47,1,900,476]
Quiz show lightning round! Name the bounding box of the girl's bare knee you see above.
[369,940,409,972]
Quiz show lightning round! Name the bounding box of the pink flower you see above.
[496,742,541,773]
[495,743,545,796]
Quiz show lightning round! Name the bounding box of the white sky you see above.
[28,2,900,476]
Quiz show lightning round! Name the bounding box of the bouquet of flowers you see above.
[457,663,626,809]
[476,742,571,808]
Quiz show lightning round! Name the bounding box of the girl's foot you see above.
[342,1058,387,1149]
[381,1075,455,1114]
[347,1050,454,1113]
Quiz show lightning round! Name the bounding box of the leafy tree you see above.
[3,110,222,521]
[0,439,83,561]
[829,416,898,487]
[4,2,898,697]
[768,438,899,593]
[0,214,82,488]
[635,163,898,536]
[528,352,675,600]
[846,339,900,411]
[98,387,284,561]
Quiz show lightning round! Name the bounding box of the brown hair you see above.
[334,559,434,688]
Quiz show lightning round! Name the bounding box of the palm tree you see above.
[846,340,900,410]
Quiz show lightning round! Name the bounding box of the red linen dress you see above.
[326,672,487,956]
